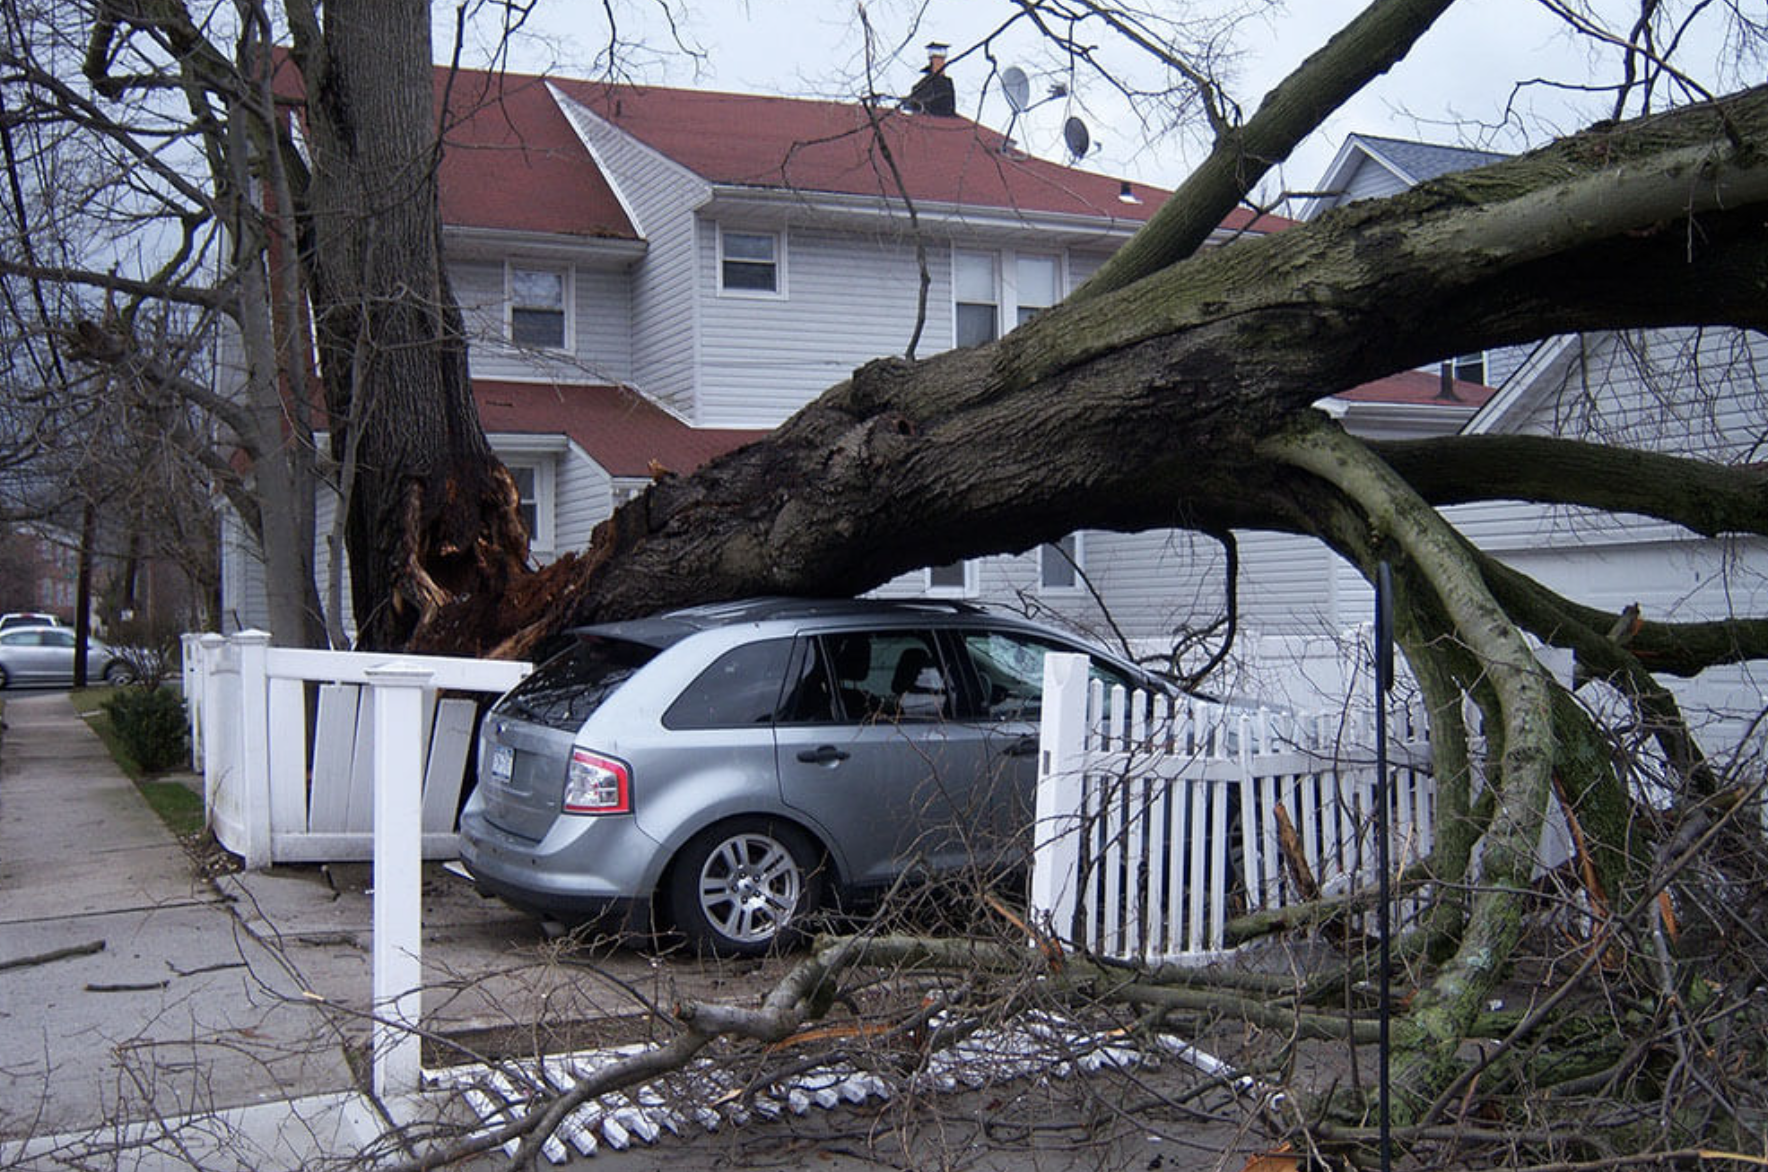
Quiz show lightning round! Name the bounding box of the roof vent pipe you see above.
[1436,361,1462,402]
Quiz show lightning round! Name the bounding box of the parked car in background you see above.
[0,611,62,631]
[0,624,132,687]
[459,597,1158,956]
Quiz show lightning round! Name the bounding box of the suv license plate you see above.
[490,744,514,781]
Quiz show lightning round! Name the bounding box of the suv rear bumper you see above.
[458,797,663,917]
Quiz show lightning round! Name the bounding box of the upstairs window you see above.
[1452,351,1487,384]
[1015,253,1059,326]
[508,265,569,349]
[720,228,782,295]
[954,250,998,347]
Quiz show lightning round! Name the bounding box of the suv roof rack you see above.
[661,596,993,626]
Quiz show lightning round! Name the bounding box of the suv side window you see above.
[663,638,795,729]
[953,630,1136,722]
[779,630,953,724]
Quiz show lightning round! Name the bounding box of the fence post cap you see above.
[364,662,436,687]
[233,629,273,647]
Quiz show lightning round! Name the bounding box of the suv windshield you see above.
[496,636,659,731]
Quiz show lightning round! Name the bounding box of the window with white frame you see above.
[924,559,974,596]
[508,264,569,349]
[1015,253,1059,326]
[956,249,1064,347]
[1039,532,1083,592]
[500,457,555,556]
[954,250,1000,347]
[719,228,782,295]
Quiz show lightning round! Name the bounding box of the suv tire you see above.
[668,817,823,957]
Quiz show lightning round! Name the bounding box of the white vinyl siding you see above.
[452,258,633,384]
[218,505,270,634]
[553,89,707,419]
[1066,250,1111,287]
[1335,154,1413,204]
[552,441,613,554]
[695,228,950,428]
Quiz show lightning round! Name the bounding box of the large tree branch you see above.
[1070,0,1459,301]
[1477,548,1768,677]
[1258,413,1558,1122]
[1374,434,1768,538]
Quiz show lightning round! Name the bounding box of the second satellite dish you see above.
[1001,66,1031,113]
[1063,116,1091,160]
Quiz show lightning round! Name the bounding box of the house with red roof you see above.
[222,59,1508,648]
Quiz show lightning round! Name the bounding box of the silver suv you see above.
[458,598,1152,955]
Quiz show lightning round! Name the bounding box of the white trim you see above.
[1462,335,1584,436]
[953,247,1070,347]
[504,261,575,353]
[444,225,645,266]
[545,81,657,239]
[701,187,1156,247]
[544,80,710,226]
[716,225,787,299]
[484,431,570,454]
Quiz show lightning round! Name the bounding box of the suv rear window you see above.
[663,638,794,729]
[495,636,659,731]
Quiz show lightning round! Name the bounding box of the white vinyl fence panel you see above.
[1032,653,1433,964]
[183,631,531,869]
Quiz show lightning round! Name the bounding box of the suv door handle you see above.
[796,745,851,765]
[1001,735,1039,758]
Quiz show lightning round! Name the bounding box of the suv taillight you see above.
[562,749,631,815]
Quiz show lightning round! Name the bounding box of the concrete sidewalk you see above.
[0,691,379,1165]
[0,691,799,1170]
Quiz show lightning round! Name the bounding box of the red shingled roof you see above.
[474,380,763,477]
[1333,368,1496,406]
[436,71,636,239]
[548,76,1182,225]
[274,54,1290,239]
[270,53,634,239]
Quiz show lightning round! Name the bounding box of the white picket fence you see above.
[1031,653,1434,963]
[182,631,532,870]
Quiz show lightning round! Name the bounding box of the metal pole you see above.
[1375,560,1394,1172]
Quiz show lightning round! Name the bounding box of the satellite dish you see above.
[1001,66,1031,113]
[1063,116,1091,160]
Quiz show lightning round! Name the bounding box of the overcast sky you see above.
[451,1,1748,209]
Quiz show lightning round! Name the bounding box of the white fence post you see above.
[193,633,225,780]
[234,631,274,871]
[367,661,434,1100]
[182,633,205,770]
[1032,653,1090,945]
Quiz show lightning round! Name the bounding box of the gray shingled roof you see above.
[1350,133,1509,182]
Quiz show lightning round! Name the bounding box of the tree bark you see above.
[285,0,525,649]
